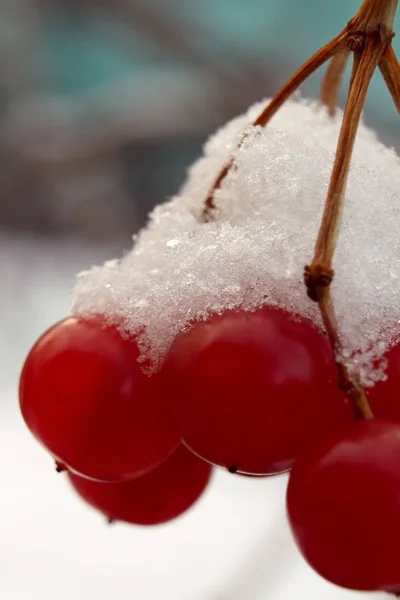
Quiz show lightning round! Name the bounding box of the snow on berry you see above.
[71,96,400,386]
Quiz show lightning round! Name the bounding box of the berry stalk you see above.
[305,0,397,420]
[202,32,345,216]
[201,0,400,422]
[379,44,400,113]
[305,25,392,421]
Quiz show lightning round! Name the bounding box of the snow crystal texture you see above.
[72,97,400,385]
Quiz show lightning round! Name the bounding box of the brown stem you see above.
[202,32,346,217]
[310,29,390,269]
[252,33,346,127]
[305,27,392,420]
[321,50,351,117]
[349,46,363,89]
[379,44,400,114]
[319,293,374,420]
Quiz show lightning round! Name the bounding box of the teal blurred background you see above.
[1,0,399,238]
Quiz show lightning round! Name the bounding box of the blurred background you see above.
[0,1,397,599]
[1,0,399,239]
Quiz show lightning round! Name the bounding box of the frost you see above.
[72,96,400,385]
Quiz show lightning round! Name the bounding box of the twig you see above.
[379,44,400,114]
[321,50,351,117]
[202,32,346,217]
[308,31,391,269]
[305,5,396,420]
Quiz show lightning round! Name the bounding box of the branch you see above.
[305,27,392,420]
[379,44,400,114]
[202,32,347,216]
[321,50,351,117]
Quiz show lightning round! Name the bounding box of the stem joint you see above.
[304,265,334,303]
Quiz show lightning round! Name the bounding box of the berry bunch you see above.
[18,307,400,591]
[18,308,351,513]
[19,316,211,525]
[18,0,400,596]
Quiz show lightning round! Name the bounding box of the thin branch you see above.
[310,30,390,268]
[379,44,400,114]
[305,28,392,420]
[318,293,374,420]
[253,34,347,127]
[202,32,347,216]
[349,49,363,89]
[321,50,351,117]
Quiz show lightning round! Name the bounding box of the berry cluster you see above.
[18,307,400,592]
[17,0,400,593]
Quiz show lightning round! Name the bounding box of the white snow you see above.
[72,96,400,385]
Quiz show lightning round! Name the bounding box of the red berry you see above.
[19,316,179,481]
[367,341,400,421]
[287,419,400,593]
[162,307,351,475]
[67,444,212,525]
